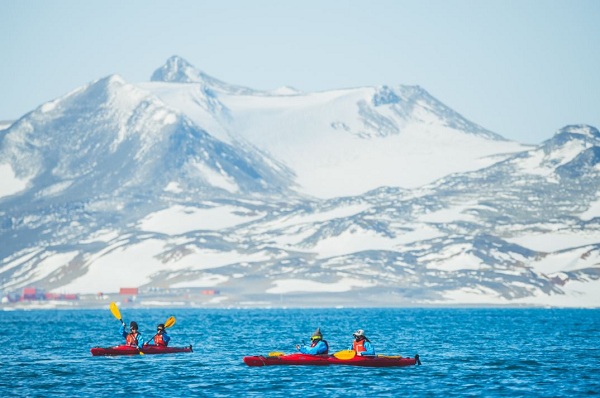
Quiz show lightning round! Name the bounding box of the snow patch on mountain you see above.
[418,201,480,223]
[273,203,371,229]
[61,239,171,293]
[138,81,232,143]
[193,162,239,194]
[435,285,512,305]
[581,196,600,221]
[506,230,600,252]
[512,279,600,308]
[218,88,528,197]
[79,229,121,244]
[170,274,229,289]
[529,245,600,274]
[311,227,397,258]
[266,277,375,294]
[33,251,79,281]
[138,204,266,234]
[0,163,29,198]
[271,86,302,95]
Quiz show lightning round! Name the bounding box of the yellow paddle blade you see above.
[268,352,285,357]
[333,350,356,360]
[109,302,122,322]
[164,316,176,328]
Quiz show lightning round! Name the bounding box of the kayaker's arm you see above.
[162,332,171,345]
[298,340,327,355]
[359,341,376,356]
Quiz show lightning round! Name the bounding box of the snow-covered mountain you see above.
[1,56,598,308]
[143,56,527,198]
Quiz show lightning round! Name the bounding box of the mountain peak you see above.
[545,124,600,148]
[555,124,600,140]
[150,56,256,95]
[150,55,206,84]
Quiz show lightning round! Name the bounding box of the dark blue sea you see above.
[1,308,598,397]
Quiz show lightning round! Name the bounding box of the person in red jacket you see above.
[119,321,143,347]
[147,323,171,347]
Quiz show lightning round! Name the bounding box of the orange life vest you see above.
[126,332,141,347]
[154,334,168,346]
[353,339,367,354]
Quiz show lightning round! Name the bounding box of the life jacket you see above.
[126,332,141,347]
[352,339,367,354]
[311,339,329,355]
[154,333,168,346]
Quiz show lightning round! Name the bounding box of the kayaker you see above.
[120,321,143,347]
[296,327,329,355]
[145,323,171,347]
[350,329,375,356]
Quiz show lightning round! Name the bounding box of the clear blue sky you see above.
[1,0,598,144]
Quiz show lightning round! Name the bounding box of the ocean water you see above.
[1,308,598,397]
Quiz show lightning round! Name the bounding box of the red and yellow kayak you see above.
[91,344,193,356]
[243,353,420,367]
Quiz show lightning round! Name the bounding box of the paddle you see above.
[143,316,176,346]
[109,302,144,355]
[333,350,356,360]
[109,301,125,327]
[268,351,285,357]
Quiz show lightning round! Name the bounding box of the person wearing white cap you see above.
[350,329,375,356]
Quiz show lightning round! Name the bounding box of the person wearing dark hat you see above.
[120,321,143,347]
[349,329,375,356]
[145,323,171,347]
[296,327,329,355]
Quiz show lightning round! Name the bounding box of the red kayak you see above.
[243,353,420,367]
[243,353,330,366]
[91,344,193,356]
[327,354,419,367]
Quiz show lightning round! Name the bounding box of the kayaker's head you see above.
[353,329,365,341]
[311,327,323,341]
[157,324,165,334]
[129,321,138,331]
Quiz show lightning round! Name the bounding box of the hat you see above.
[130,321,138,330]
[157,323,165,330]
[311,327,323,340]
[353,329,364,337]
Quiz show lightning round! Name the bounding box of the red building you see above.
[119,287,139,295]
